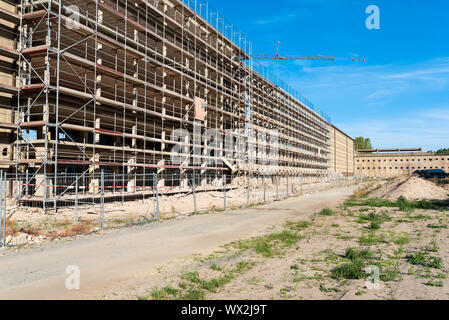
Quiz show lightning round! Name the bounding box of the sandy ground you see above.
[4,179,349,245]
[113,177,449,301]
[369,176,449,201]
[0,185,354,299]
[3,176,447,300]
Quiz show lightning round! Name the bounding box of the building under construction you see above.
[0,0,354,208]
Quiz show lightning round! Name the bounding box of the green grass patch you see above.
[234,228,304,258]
[317,208,336,216]
[359,232,387,246]
[150,287,179,300]
[407,253,443,269]
[344,196,448,211]
[424,280,444,287]
[331,261,365,280]
[285,221,312,231]
[427,224,448,229]
[345,248,373,261]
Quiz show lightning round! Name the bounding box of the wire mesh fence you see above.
[0,170,365,248]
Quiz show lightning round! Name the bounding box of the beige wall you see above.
[0,1,16,168]
[355,153,449,177]
[329,125,354,177]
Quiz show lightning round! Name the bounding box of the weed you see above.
[407,253,443,269]
[182,271,201,284]
[254,240,274,258]
[345,248,373,262]
[407,253,427,265]
[427,224,448,229]
[180,289,205,300]
[344,197,448,211]
[424,241,439,253]
[265,284,274,290]
[210,264,223,271]
[318,208,335,216]
[379,265,401,282]
[369,221,381,230]
[331,261,365,280]
[319,284,341,293]
[285,221,312,231]
[424,280,444,287]
[359,232,387,246]
[150,287,179,300]
[392,235,411,245]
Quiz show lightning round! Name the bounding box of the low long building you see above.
[329,125,354,177]
[355,148,449,177]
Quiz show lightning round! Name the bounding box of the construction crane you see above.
[247,41,365,62]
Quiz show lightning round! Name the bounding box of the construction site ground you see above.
[0,183,354,299]
[3,180,337,246]
[1,176,449,300]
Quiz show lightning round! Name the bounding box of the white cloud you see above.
[253,13,297,25]
[382,67,449,80]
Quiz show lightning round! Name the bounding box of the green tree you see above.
[435,148,449,156]
[354,137,373,150]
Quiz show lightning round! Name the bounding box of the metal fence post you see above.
[247,173,250,206]
[263,175,266,203]
[121,172,124,206]
[276,175,279,199]
[3,173,6,247]
[292,176,296,196]
[192,170,197,213]
[154,173,160,221]
[0,171,3,247]
[74,176,78,223]
[223,173,226,210]
[100,170,104,231]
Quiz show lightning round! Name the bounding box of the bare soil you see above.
[369,176,449,201]
[3,180,342,246]
[118,177,449,301]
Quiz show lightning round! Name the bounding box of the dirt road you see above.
[0,186,354,300]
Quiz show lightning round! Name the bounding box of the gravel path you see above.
[0,186,354,300]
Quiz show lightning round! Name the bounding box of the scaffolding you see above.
[0,0,332,210]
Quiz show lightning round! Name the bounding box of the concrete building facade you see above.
[355,149,449,177]
[0,0,354,207]
[329,125,354,177]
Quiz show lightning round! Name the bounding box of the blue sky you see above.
[207,0,449,151]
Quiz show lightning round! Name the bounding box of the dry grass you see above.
[4,219,39,237]
[4,218,96,240]
[44,220,96,239]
